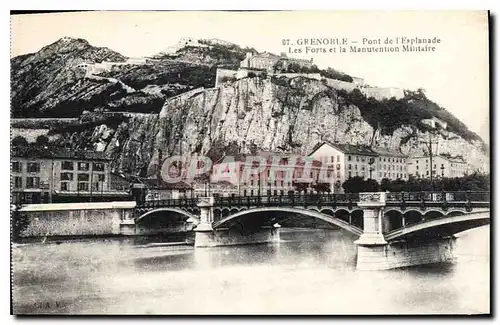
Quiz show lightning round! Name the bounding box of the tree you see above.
[11,204,29,242]
[342,176,366,193]
[364,179,380,192]
[35,135,50,147]
[380,178,392,192]
[293,181,310,194]
[11,136,28,147]
[312,182,331,193]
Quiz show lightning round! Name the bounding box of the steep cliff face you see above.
[92,77,487,175]
[11,37,488,176]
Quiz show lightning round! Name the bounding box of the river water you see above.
[12,226,489,315]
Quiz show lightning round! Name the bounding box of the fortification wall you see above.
[276,73,322,80]
[361,87,405,100]
[215,68,238,87]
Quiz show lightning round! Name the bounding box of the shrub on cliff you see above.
[336,88,483,144]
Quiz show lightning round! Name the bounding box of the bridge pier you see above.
[194,197,280,247]
[354,192,458,270]
[195,226,280,248]
[356,237,456,271]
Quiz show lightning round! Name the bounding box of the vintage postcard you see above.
[10,11,490,315]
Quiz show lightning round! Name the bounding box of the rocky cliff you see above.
[11,38,489,176]
[88,76,487,175]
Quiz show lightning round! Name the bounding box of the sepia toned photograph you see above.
[10,10,490,315]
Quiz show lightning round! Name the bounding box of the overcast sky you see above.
[11,11,489,142]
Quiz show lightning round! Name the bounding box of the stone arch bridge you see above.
[134,191,489,270]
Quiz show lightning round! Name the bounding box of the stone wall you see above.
[18,202,136,237]
[324,78,358,92]
[215,68,237,87]
[361,87,405,100]
[276,73,322,80]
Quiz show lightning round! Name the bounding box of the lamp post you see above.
[368,157,375,180]
[419,118,447,190]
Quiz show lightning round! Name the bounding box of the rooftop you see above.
[309,142,407,158]
[11,146,109,161]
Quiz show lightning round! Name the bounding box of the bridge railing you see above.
[137,198,198,208]
[385,191,489,203]
[213,193,360,208]
[136,191,489,209]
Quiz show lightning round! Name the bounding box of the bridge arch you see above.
[447,210,465,217]
[385,211,490,241]
[424,209,445,220]
[320,208,335,217]
[135,208,199,224]
[212,207,363,236]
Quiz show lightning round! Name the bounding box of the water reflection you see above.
[12,226,489,314]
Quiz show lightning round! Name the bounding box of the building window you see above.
[93,162,105,171]
[348,156,352,161]
[337,155,340,162]
[78,173,89,181]
[356,156,359,162]
[78,162,90,171]
[13,176,22,189]
[331,156,334,163]
[379,172,382,178]
[26,177,40,189]
[348,164,352,170]
[61,172,73,181]
[62,161,74,170]
[61,182,70,191]
[27,162,40,173]
[98,174,105,182]
[348,171,352,178]
[12,162,22,173]
[78,182,89,191]
[361,157,365,162]
[336,164,341,170]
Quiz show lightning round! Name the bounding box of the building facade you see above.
[407,155,469,179]
[308,142,409,191]
[11,148,129,204]
[209,152,325,197]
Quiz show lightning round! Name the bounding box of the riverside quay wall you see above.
[16,202,137,237]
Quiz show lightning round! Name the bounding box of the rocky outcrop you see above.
[11,38,488,176]
[86,77,488,175]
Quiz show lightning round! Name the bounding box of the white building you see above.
[308,142,409,192]
[407,155,469,179]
